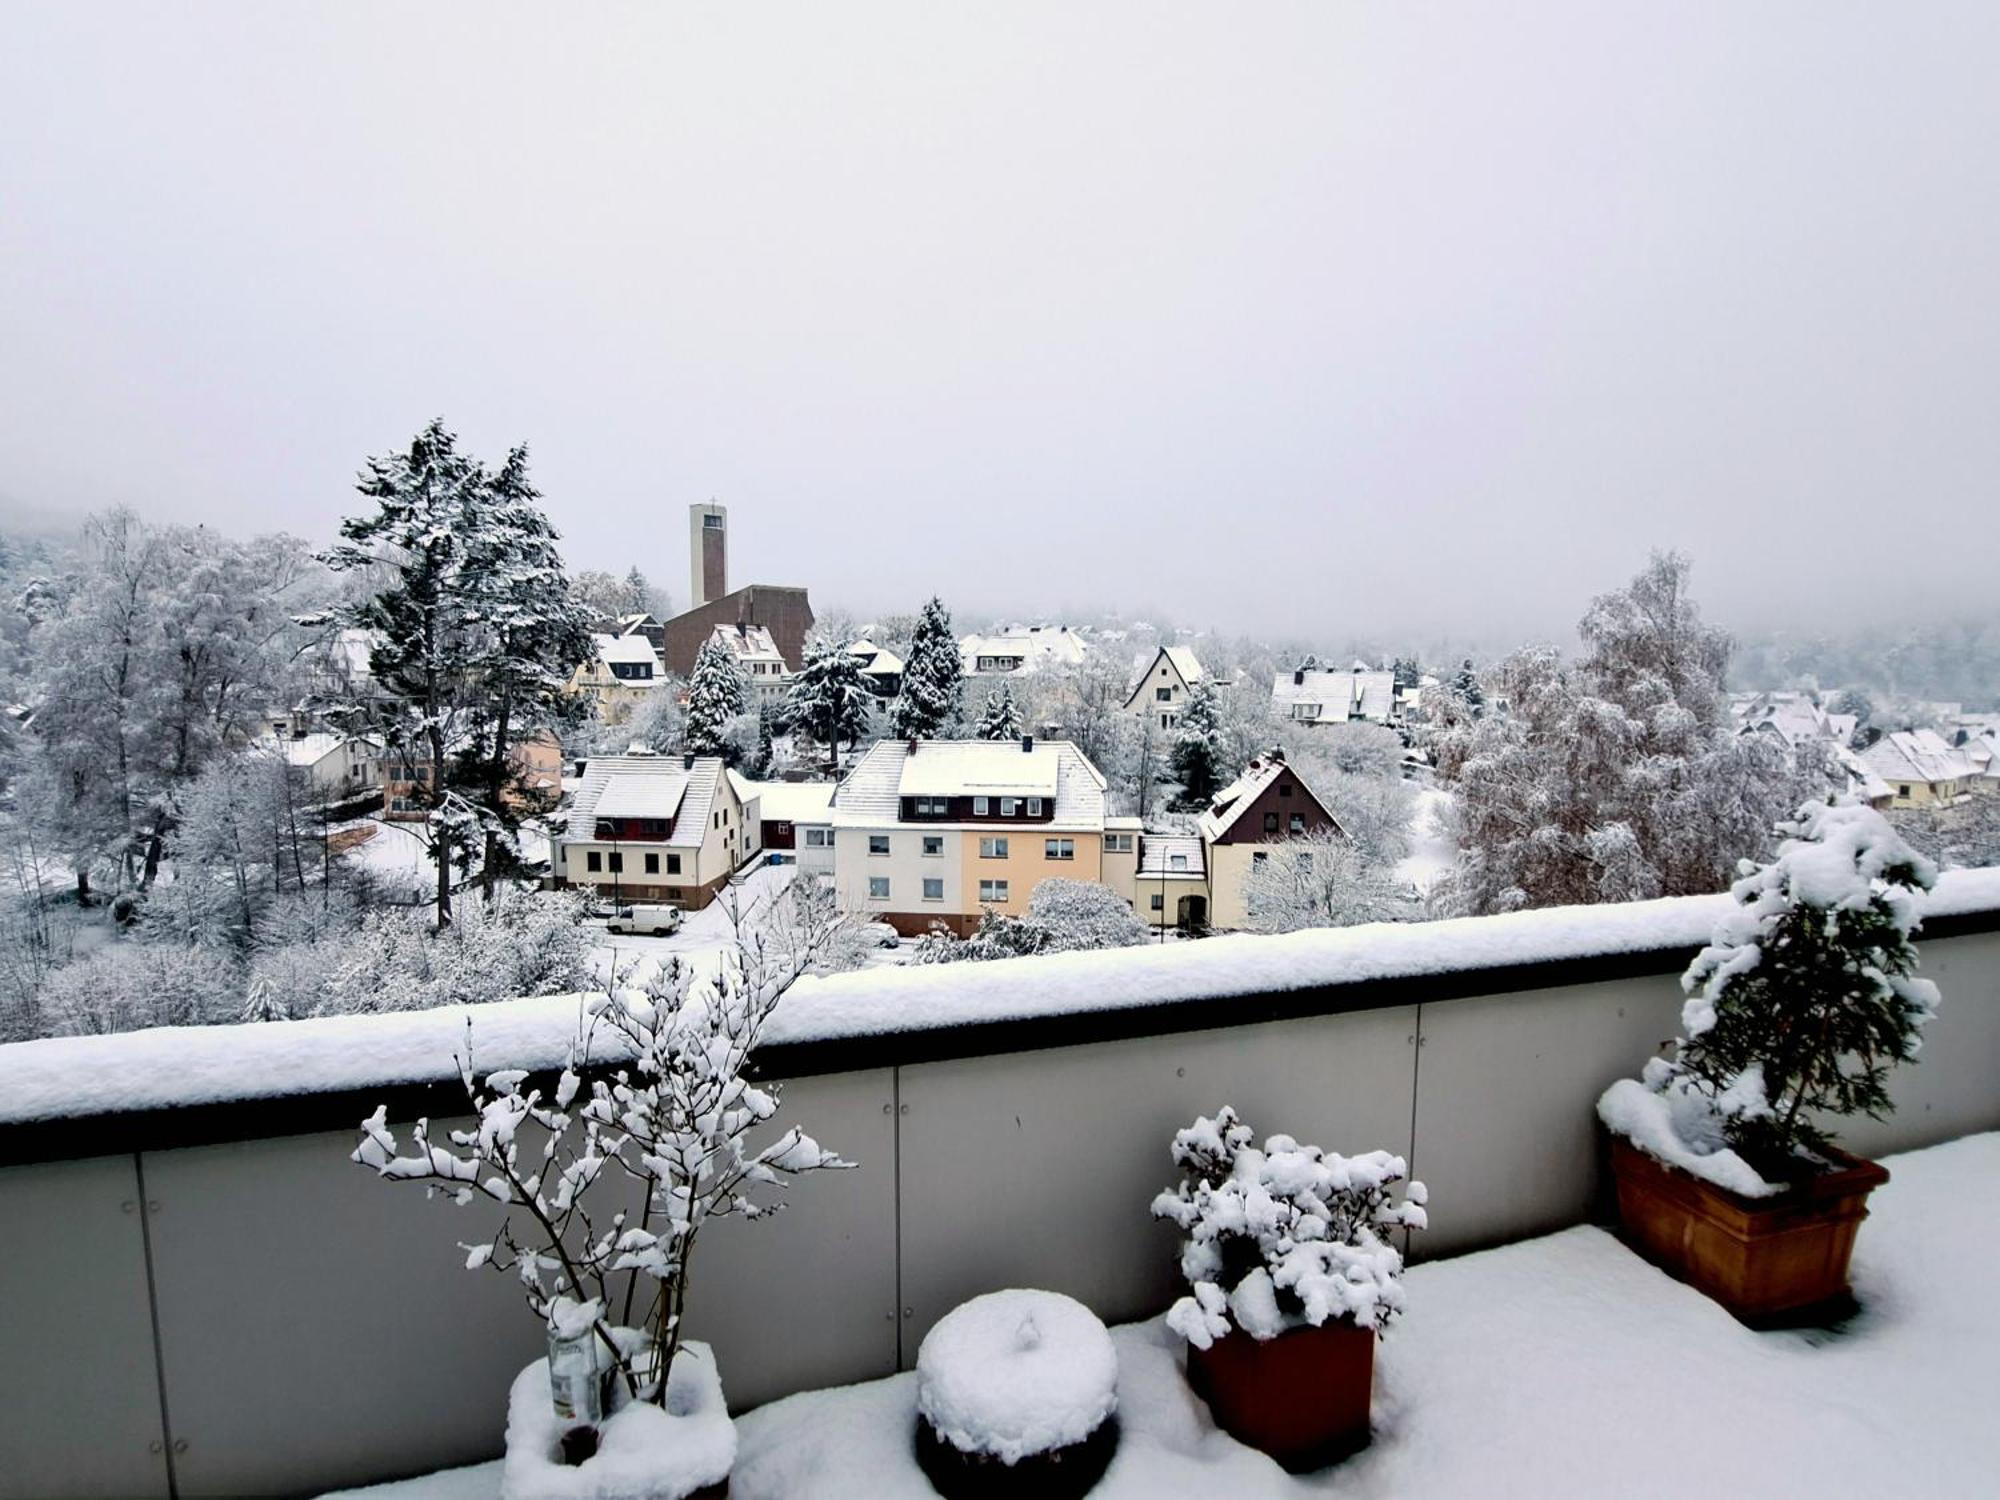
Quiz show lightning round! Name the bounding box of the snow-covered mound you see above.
[916,1290,1118,1465]
[1597,1074,1780,1198]
[501,1339,733,1500]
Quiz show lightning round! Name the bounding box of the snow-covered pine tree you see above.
[1665,799,1940,1175]
[1450,658,1483,710]
[461,445,597,895]
[977,685,1022,741]
[1169,679,1226,807]
[684,637,748,756]
[888,596,962,739]
[323,419,490,926]
[786,638,873,773]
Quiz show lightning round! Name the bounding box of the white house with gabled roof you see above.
[554,752,748,909]
[1196,752,1344,931]
[1123,645,1205,733]
[1271,666,1398,727]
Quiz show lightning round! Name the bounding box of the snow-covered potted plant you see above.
[1598,799,1940,1324]
[913,1289,1119,1500]
[1150,1108,1427,1471]
[352,939,851,1500]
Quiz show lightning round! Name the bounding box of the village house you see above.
[256,730,381,803]
[571,632,666,724]
[845,640,906,701]
[1122,645,1205,733]
[1195,752,1345,931]
[830,736,1109,936]
[1861,729,1981,809]
[958,625,1089,677]
[553,752,749,909]
[705,622,792,705]
[381,728,567,821]
[1270,665,1399,727]
[737,778,839,876]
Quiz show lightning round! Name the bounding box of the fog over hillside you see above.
[4,3,1997,639]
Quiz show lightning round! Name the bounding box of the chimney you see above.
[1293,669,1305,686]
[683,751,697,770]
[689,502,728,610]
[1021,734,1034,753]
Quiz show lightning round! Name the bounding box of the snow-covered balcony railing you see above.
[2,870,1998,1500]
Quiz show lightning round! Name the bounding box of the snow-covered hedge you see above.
[4,868,1997,1128]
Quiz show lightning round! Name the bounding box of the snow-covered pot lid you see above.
[916,1289,1118,1465]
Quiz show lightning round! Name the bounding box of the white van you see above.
[605,903,683,936]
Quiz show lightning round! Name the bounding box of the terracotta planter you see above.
[1185,1320,1374,1472]
[1609,1134,1889,1325]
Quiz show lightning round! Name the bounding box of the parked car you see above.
[605,903,683,936]
[859,921,900,949]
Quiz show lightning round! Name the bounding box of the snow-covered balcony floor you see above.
[333,1131,2000,1500]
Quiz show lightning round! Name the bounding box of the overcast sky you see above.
[2,3,1994,644]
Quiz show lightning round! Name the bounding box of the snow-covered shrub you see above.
[37,941,244,1035]
[913,878,1147,964]
[1601,799,1940,1184]
[1242,832,1417,934]
[1150,1108,1427,1349]
[352,929,852,1407]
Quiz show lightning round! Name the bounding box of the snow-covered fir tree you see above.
[976,685,1022,741]
[1450,658,1483,711]
[1662,799,1939,1174]
[888,596,963,739]
[684,637,748,756]
[1169,678,1226,808]
[786,637,873,773]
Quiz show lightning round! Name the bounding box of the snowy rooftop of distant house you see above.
[1196,755,1334,842]
[1137,834,1205,878]
[1832,745,1894,803]
[846,640,906,677]
[1269,667,1395,722]
[834,739,1106,828]
[743,779,837,824]
[565,755,724,845]
[1861,728,1978,786]
[1162,645,1204,684]
[711,622,785,663]
[959,626,1088,673]
[260,731,358,768]
[593,633,659,667]
[1737,695,1840,748]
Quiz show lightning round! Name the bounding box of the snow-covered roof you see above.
[833,739,1106,830]
[1162,646,1205,685]
[565,755,725,846]
[710,622,786,663]
[898,743,1061,799]
[1196,755,1338,843]
[1270,669,1397,723]
[1832,746,1894,804]
[845,640,906,678]
[1137,835,1205,878]
[1861,729,1977,787]
[1105,815,1144,831]
[595,633,659,668]
[261,732,352,768]
[1738,696,1839,749]
[959,626,1088,675]
[1122,645,1207,709]
[745,779,837,824]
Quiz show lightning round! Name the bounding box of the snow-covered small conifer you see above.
[684,638,747,756]
[976,686,1022,742]
[787,638,873,773]
[1168,679,1225,807]
[1654,799,1940,1175]
[888,597,963,739]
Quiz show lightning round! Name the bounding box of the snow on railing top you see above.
[3,867,1997,1129]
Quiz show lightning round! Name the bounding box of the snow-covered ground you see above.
[324,1129,2000,1499]
[589,860,906,991]
[1394,786,1456,897]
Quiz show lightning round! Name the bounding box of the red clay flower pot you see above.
[1185,1319,1375,1472]
[1609,1134,1889,1326]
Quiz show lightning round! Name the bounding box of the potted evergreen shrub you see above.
[1598,799,1941,1324]
[353,940,851,1500]
[1150,1108,1427,1471]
